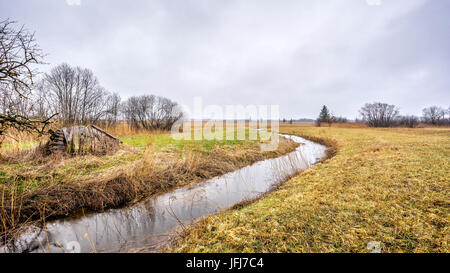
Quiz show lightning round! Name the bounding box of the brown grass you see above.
[170,126,449,253]
[0,131,298,243]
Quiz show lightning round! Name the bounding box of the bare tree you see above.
[422,106,445,125]
[154,96,184,130]
[359,102,399,127]
[44,63,109,125]
[122,94,183,131]
[396,115,419,128]
[447,107,450,125]
[0,19,44,96]
[333,116,348,123]
[122,96,141,130]
[104,92,121,127]
[31,80,52,119]
[0,19,55,143]
[0,86,32,116]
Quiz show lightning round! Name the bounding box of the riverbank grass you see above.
[171,127,449,253]
[0,128,298,240]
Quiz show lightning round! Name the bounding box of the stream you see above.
[2,134,327,253]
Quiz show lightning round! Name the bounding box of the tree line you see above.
[1,62,184,128]
[0,19,184,142]
[316,103,450,128]
[1,18,449,143]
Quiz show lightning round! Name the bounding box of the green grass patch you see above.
[120,129,268,153]
[1,129,272,193]
[0,141,39,151]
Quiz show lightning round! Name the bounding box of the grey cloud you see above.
[1,0,449,118]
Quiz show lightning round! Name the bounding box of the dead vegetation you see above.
[170,126,449,253]
[0,129,298,243]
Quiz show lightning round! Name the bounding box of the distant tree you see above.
[0,86,33,117]
[289,118,293,124]
[316,105,332,127]
[43,63,109,125]
[282,118,286,123]
[359,102,399,127]
[104,92,121,127]
[422,106,446,125]
[32,81,52,119]
[447,107,450,125]
[328,116,334,127]
[333,116,348,123]
[122,94,184,131]
[396,115,419,128]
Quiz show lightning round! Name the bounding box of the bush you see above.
[333,116,348,123]
[396,116,420,128]
[422,106,446,125]
[359,102,399,127]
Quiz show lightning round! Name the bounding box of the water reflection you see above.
[2,135,326,253]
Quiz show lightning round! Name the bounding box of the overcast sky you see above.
[1,0,449,119]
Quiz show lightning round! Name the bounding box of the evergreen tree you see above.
[316,105,332,127]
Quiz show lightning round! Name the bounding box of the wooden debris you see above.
[47,125,122,155]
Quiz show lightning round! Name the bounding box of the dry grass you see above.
[280,122,368,128]
[0,128,298,243]
[170,126,449,253]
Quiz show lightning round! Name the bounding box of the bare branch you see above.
[0,19,44,97]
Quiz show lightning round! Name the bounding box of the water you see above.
[2,134,326,253]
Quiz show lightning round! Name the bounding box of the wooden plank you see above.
[90,125,122,143]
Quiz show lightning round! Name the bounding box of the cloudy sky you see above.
[1,0,449,119]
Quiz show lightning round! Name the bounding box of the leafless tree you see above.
[0,86,32,116]
[31,80,52,119]
[396,115,419,128]
[0,19,55,143]
[359,102,399,127]
[333,116,348,123]
[154,96,184,130]
[422,106,446,125]
[44,63,109,125]
[121,96,141,129]
[122,95,183,131]
[0,19,44,96]
[447,107,450,125]
[104,92,121,127]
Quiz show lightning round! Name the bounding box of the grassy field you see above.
[0,130,278,192]
[171,126,449,253]
[0,127,298,240]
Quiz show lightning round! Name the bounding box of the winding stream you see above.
[2,134,326,253]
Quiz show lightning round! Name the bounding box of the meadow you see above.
[171,125,449,253]
[0,124,298,241]
[1,122,448,253]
